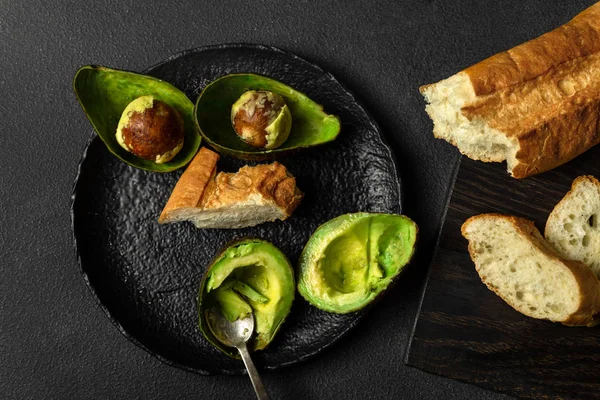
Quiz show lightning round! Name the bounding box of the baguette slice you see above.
[420,3,600,178]
[462,214,600,326]
[545,175,600,278]
[159,147,303,228]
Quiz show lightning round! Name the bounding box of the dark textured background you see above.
[0,0,594,398]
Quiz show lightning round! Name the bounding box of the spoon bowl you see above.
[206,308,254,348]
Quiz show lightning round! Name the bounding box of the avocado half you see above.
[73,65,201,172]
[195,73,341,160]
[198,239,295,357]
[297,213,418,314]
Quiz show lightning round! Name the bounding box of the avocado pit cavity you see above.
[298,213,418,313]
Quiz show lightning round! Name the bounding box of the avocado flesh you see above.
[73,65,201,172]
[195,73,341,160]
[298,213,418,313]
[199,240,295,356]
[233,281,269,304]
[213,284,253,322]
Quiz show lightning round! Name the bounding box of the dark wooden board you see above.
[406,145,600,400]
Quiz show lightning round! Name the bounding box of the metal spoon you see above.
[206,308,270,400]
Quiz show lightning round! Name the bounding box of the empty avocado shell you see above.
[73,65,201,172]
[297,213,418,314]
[195,73,341,160]
[198,239,295,358]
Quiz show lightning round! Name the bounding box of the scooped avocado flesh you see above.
[199,239,295,356]
[298,213,418,313]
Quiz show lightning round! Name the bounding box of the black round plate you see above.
[71,44,402,375]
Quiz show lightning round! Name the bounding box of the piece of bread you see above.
[420,3,600,178]
[462,214,600,326]
[545,175,600,278]
[159,147,303,228]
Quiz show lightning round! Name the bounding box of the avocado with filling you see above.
[297,213,418,313]
[73,65,201,172]
[198,239,295,357]
[195,73,341,160]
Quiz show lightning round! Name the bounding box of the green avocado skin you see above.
[197,239,295,358]
[297,213,418,314]
[195,73,341,160]
[73,65,201,172]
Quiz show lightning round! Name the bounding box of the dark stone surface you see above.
[1,0,594,398]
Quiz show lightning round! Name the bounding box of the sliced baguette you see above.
[545,175,600,278]
[159,147,303,228]
[420,3,600,178]
[462,214,600,326]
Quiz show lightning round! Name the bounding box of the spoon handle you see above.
[237,343,270,400]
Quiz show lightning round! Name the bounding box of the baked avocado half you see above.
[297,213,418,313]
[198,239,295,357]
[195,73,341,160]
[73,65,201,172]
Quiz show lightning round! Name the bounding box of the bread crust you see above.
[468,3,600,178]
[463,3,600,96]
[158,147,219,223]
[199,161,303,216]
[462,213,600,326]
[159,147,303,226]
[462,48,600,178]
[421,3,600,178]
